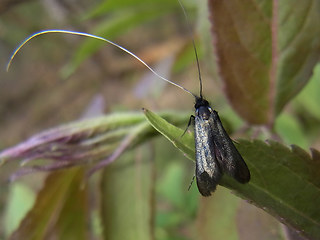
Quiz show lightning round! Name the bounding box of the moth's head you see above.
[194,96,209,109]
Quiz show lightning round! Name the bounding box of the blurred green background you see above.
[1,0,320,239]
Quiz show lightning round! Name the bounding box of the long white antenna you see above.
[7,29,196,98]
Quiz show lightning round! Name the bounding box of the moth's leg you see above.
[181,115,195,137]
[188,175,195,191]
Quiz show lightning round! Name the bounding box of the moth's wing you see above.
[196,171,219,196]
[210,110,250,183]
[194,115,222,196]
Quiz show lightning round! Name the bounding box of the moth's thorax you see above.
[196,106,212,120]
[195,97,213,120]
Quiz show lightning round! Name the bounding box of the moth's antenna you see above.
[177,0,203,99]
[7,30,197,98]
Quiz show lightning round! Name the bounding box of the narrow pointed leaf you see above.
[143,108,194,160]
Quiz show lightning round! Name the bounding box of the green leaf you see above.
[229,141,320,240]
[143,109,320,239]
[208,0,320,124]
[143,108,194,161]
[9,168,89,240]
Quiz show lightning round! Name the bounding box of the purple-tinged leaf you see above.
[209,0,320,125]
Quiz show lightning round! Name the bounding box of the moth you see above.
[193,97,250,196]
[7,3,250,197]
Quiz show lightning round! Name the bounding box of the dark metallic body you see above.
[194,98,250,196]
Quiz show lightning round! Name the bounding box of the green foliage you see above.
[2,0,320,239]
[144,109,320,239]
